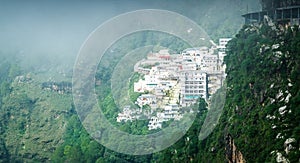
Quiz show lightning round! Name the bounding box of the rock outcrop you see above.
[225,135,246,163]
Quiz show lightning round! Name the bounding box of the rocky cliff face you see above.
[220,17,300,162]
[225,134,246,163]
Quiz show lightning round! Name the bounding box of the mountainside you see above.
[0,69,73,162]
[201,19,300,162]
[49,19,300,162]
[1,3,300,162]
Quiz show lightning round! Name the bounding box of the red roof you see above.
[159,56,171,59]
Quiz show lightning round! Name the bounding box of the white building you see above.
[134,67,159,93]
[148,116,163,130]
[200,55,218,71]
[218,38,232,61]
[182,47,211,58]
[163,104,180,119]
[136,94,157,109]
[134,65,178,94]
[181,47,219,72]
[218,38,231,49]
[120,44,228,129]
[148,104,182,130]
[181,59,197,71]
[179,71,207,106]
[117,106,135,122]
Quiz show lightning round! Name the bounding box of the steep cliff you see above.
[225,134,246,163]
[216,18,300,162]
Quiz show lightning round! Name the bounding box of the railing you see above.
[243,6,300,25]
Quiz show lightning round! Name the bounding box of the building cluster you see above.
[117,38,231,130]
[41,81,72,94]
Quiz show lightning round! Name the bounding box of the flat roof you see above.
[242,6,300,17]
[276,5,300,10]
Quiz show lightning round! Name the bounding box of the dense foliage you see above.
[0,56,74,162]
[50,98,208,163]
[223,23,300,162]
[196,23,300,162]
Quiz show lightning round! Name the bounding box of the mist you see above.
[0,0,260,71]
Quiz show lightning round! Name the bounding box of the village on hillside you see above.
[117,38,231,130]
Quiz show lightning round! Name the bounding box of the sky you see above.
[0,0,260,69]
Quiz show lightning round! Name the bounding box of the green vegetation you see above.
[194,24,300,162]
[0,56,74,162]
[50,98,208,162]
[223,24,300,162]
[129,72,144,103]
[1,12,300,162]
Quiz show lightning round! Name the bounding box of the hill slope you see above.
[200,20,300,162]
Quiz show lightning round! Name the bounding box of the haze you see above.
[0,0,259,70]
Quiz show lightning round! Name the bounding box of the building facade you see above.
[179,71,207,106]
[243,0,300,25]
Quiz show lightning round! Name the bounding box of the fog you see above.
[0,0,260,71]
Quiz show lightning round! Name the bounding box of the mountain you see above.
[49,17,300,163]
[2,1,300,162]
[199,18,300,162]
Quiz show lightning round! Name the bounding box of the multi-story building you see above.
[163,104,181,120]
[217,38,231,73]
[148,104,183,130]
[179,71,207,106]
[200,55,219,71]
[181,47,220,72]
[218,38,231,61]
